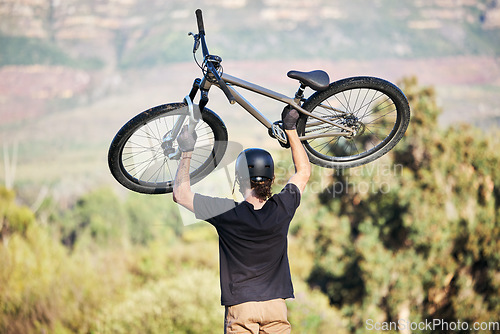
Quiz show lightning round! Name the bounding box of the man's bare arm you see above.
[286,129,311,194]
[173,152,195,211]
[172,125,197,211]
[282,105,311,194]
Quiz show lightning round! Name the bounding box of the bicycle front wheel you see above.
[108,103,228,194]
[297,77,410,169]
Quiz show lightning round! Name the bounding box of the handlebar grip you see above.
[195,9,205,35]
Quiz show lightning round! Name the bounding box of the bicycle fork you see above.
[161,80,202,160]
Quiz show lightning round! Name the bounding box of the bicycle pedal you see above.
[271,121,290,148]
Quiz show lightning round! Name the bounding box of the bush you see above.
[0,187,35,239]
[287,280,349,334]
[0,223,115,334]
[93,268,223,334]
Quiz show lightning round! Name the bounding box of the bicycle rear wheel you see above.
[108,103,228,194]
[297,77,410,169]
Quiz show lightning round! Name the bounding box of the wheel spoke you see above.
[366,107,397,125]
[108,103,228,194]
[301,79,408,164]
[119,111,218,186]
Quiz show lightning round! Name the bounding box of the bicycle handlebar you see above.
[195,9,205,36]
[194,9,236,104]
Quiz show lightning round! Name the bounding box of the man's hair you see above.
[249,178,274,201]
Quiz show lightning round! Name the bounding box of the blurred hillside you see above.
[1,0,499,125]
[0,0,499,192]
[1,0,499,68]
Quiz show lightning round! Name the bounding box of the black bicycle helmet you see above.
[235,148,274,182]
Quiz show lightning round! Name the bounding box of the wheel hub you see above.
[338,114,364,139]
[342,114,358,127]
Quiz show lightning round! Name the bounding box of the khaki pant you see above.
[224,298,291,334]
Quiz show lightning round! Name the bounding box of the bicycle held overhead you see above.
[108,9,410,194]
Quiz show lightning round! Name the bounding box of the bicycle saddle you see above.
[287,70,330,91]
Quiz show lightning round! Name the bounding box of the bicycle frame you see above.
[197,73,355,141]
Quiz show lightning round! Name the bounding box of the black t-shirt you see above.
[193,183,301,306]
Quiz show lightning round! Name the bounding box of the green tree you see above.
[299,77,499,333]
[58,188,128,250]
[124,192,182,245]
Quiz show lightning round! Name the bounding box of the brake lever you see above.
[188,32,200,53]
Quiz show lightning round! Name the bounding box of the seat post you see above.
[294,84,306,104]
